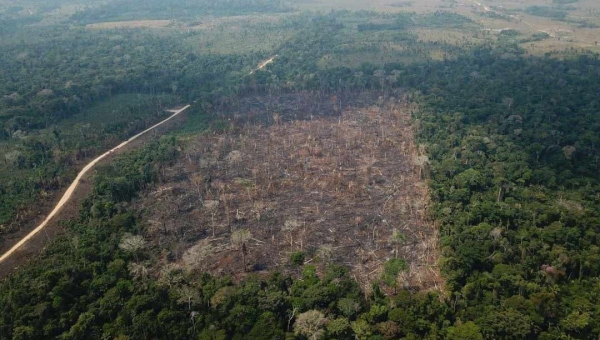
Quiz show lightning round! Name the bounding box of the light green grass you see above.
[183,25,294,55]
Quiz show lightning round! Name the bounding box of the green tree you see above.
[446,322,483,340]
[326,318,351,339]
[382,259,407,293]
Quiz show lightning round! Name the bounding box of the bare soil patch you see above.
[135,93,442,292]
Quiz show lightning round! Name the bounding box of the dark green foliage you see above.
[357,11,473,32]
[525,6,568,20]
[382,259,406,287]
[529,32,551,42]
[414,11,475,28]
[552,0,578,4]
[402,50,600,339]
[247,312,285,340]
[446,322,483,340]
[290,252,305,266]
[357,14,412,32]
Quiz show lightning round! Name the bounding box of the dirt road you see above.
[0,105,190,263]
[250,55,278,74]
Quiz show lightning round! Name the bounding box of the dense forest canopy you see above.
[2,1,600,339]
[0,23,266,228]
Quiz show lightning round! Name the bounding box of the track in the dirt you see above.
[0,105,190,264]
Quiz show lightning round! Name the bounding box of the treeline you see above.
[71,0,292,24]
[408,50,600,339]
[355,11,475,32]
[525,6,568,20]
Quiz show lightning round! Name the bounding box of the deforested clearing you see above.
[135,93,442,292]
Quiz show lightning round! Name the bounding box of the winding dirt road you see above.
[0,105,190,263]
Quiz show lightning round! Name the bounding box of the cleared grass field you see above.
[183,26,294,55]
[292,0,447,13]
[293,0,600,55]
[66,0,600,59]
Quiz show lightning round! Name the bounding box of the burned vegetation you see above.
[133,92,441,292]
